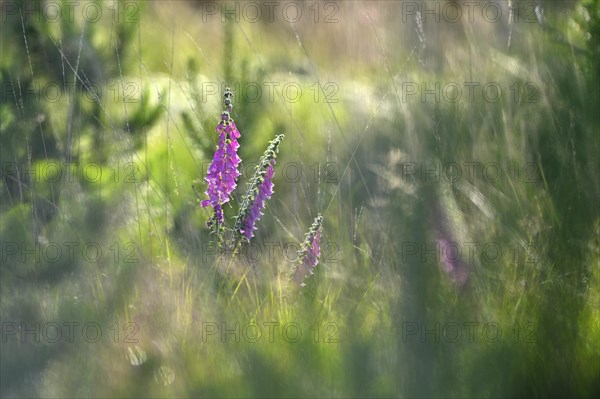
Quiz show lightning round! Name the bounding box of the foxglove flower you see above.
[433,202,469,287]
[240,160,275,240]
[234,134,284,241]
[293,215,323,286]
[436,235,468,287]
[201,89,241,228]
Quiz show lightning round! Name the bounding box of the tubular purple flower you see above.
[433,201,469,287]
[241,160,275,240]
[436,236,468,287]
[304,230,321,268]
[293,215,323,286]
[201,106,241,228]
[234,134,284,241]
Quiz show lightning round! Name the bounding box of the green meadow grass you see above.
[1,1,598,398]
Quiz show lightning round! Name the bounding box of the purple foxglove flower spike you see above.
[293,215,323,286]
[433,202,469,287]
[241,160,275,240]
[201,88,241,229]
[234,134,284,241]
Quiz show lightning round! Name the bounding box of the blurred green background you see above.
[1,0,599,397]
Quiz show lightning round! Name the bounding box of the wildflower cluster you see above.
[199,88,324,286]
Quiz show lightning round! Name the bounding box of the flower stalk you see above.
[201,87,241,242]
[234,134,284,242]
[292,215,324,286]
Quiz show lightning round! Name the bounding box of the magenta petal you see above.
[201,120,242,225]
[241,161,276,239]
